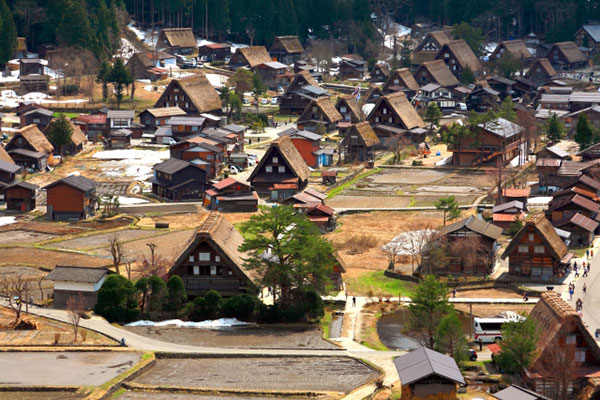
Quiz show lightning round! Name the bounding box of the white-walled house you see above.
[45,266,112,309]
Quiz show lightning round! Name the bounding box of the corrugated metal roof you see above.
[394,347,465,385]
[494,384,552,400]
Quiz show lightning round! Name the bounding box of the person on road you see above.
[352,296,356,307]
[587,250,590,259]
[523,293,529,302]
[584,283,587,293]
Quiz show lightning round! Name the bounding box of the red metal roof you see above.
[502,188,530,197]
[493,212,524,222]
[271,183,297,189]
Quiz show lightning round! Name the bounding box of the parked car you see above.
[229,165,242,174]
[181,59,197,69]
[261,98,269,105]
[243,98,250,105]
[457,102,468,111]
[271,98,278,105]
[469,349,477,361]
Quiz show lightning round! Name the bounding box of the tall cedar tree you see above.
[252,72,267,114]
[435,310,470,365]
[452,22,485,57]
[460,66,475,85]
[499,97,516,122]
[56,0,98,56]
[497,317,539,374]
[238,205,336,307]
[108,58,132,109]
[545,113,565,144]
[0,0,17,65]
[434,195,461,226]
[47,115,73,158]
[97,61,111,102]
[407,275,452,349]
[424,103,442,133]
[575,114,594,151]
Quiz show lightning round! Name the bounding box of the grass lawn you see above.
[345,270,415,297]
[327,168,382,199]
[52,112,80,118]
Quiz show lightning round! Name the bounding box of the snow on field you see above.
[0,69,19,83]
[197,38,216,47]
[0,217,17,227]
[435,156,452,166]
[126,318,250,328]
[382,229,437,255]
[205,73,229,88]
[117,38,137,61]
[0,89,88,108]
[380,23,411,50]
[117,196,149,205]
[94,149,169,180]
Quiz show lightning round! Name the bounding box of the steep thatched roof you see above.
[13,124,54,154]
[493,40,533,60]
[437,39,482,73]
[419,60,460,87]
[156,74,221,114]
[250,136,310,183]
[345,121,379,147]
[335,94,362,121]
[528,292,600,378]
[552,41,587,64]
[371,63,390,78]
[159,28,196,48]
[501,213,568,260]
[234,46,272,68]
[0,145,13,164]
[271,36,304,54]
[68,120,87,146]
[383,68,420,92]
[369,92,425,129]
[169,212,258,283]
[527,58,557,79]
[415,31,451,52]
[298,96,342,124]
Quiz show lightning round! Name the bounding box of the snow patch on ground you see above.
[126,318,250,328]
[117,38,137,61]
[117,196,149,205]
[382,229,437,255]
[205,73,229,88]
[0,217,17,227]
[94,149,169,180]
[435,156,452,166]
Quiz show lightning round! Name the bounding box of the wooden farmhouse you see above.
[198,43,231,62]
[547,41,587,71]
[4,181,37,212]
[151,158,208,200]
[370,63,390,83]
[340,121,379,163]
[269,36,305,64]
[338,57,367,80]
[575,23,600,54]
[19,58,45,76]
[436,215,503,275]
[229,46,271,69]
[493,385,551,400]
[412,30,451,65]
[448,117,525,166]
[204,178,258,213]
[154,75,222,116]
[249,136,310,201]
[139,107,186,131]
[525,59,558,87]
[42,119,87,156]
[394,347,465,400]
[21,107,53,130]
[169,212,257,297]
[524,292,600,398]
[537,145,571,161]
[413,60,460,88]
[382,68,420,97]
[489,40,533,64]
[44,175,97,221]
[367,92,426,145]
[335,94,363,124]
[434,39,482,80]
[6,124,54,171]
[279,71,329,115]
[253,61,292,91]
[45,266,112,309]
[278,127,322,168]
[501,213,573,282]
[296,97,342,133]
[157,28,196,54]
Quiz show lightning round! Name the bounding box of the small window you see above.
[528,233,534,241]
[389,117,393,123]
[576,350,586,363]
[199,252,210,261]
[272,157,278,163]
[215,255,220,262]
[382,108,387,114]
[518,245,529,253]
[394,79,399,84]
[189,255,194,262]
[278,166,285,173]
[340,106,347,113]
[534,245,544,254]
[567,334,577,344]
[193,266,200,275]
[266,166,273,172]
[210,265,217,275]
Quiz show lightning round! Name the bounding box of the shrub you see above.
[412,160,423,166]
[95,275,139,322]
[222,294,259,321]
[166,275,187,312]
[190,290,222,321]
[147,275,166,312]
[340,234,378,254]
[211,60,225,66]
[61,84,79,95]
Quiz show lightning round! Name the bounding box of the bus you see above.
[473,314,525,343]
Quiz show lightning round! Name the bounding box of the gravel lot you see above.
[0,392,83,399]
[0,230,57,245]
[53,229,162,250]
[0,352,141,386]
[368,169,449,185]
[0,248,109,269]
[133,357,378,392]
[125,325,337,349]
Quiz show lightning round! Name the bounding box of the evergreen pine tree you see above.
[0,0,17,65]
[424,103,442,133]
[56,0,96,55]
[575,114,594,150]
[97,61,111,102]
[107,58,132,109]
[545,113,564,144]
[47,115,73,158]
[460,66,475,85]
[499,97,516,122]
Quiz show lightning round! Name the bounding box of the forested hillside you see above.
[5,0,600,64]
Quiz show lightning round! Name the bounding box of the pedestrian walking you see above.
[570,288,574,300]
[584,268,589,277]
[576,269,580,278]
[352,296,356,307]
[584,283,587,293]
[587,250,590,259]
[523,293,529,302]
[452,289,457,298]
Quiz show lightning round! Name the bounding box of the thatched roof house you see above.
[154,74,221,115]
[383,68,420,93]
[297,96,342,132]
[367,91,426,132]
[490,40,533,62]
[229,46,272,69]
[414,60,460,88]
[435,39,482,78]
[157,28,196,53]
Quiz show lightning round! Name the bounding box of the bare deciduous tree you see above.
[108,236,124,275]
[544,341,578,400]
[139,242,171,279]
[385,134,413,164]
[0,273,30,325]
[448,237,493,274]
[66,294,86,341]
